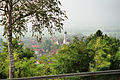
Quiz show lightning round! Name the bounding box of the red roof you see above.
[34,49,40,51]
[39,54,42,56]
[49,49,58,54]
[32,45,40,48]
[35,60,40,64]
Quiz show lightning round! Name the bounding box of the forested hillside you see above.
[0,30,120,79]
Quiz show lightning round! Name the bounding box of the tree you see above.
[0,38,55,78]
[94,30,103,37]
[52,37,94,74]
[87,30,120,71]
[0,38,35,79]
[0,0,66,79]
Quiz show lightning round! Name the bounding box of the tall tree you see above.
[0,0,66,79]
[52,37,94,74]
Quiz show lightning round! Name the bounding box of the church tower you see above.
[63,31,67,44]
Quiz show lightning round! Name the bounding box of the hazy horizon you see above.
[61,0,120,32]
[0,0,120,37]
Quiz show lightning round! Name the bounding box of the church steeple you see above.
[63,31,67,44]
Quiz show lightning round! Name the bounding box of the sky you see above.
[61,0,120,32]
[0,0,120,37]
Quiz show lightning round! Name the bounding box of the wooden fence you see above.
[2,69,120,80]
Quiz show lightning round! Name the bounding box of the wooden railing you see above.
[2,69,120,80]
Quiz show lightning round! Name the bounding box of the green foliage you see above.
[15,57,43,78]
[94,30,103,37]
[0,30,120,79]
[0,0,67,78]
[39,30,120,78]
[87,30,120,71]
[0,52,9,78]
[0,39,37,79]
[52,37,94,74]
[2,38,34,59]
[0,0,67,40]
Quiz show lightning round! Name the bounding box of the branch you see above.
[13,8,39,24]
[13,12,31,24]
[0,8,6,12]
[12,0,20,6]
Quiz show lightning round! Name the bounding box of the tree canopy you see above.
[0,0,67,39]
[0,0,67,78]
[51,37,94,74]
[0,30,120,80]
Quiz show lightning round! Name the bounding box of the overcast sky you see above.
[61,0,120,32]
[0,0,120,37]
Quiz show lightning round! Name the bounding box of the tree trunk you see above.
[8,0,15,79]
[8,30,15,79]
